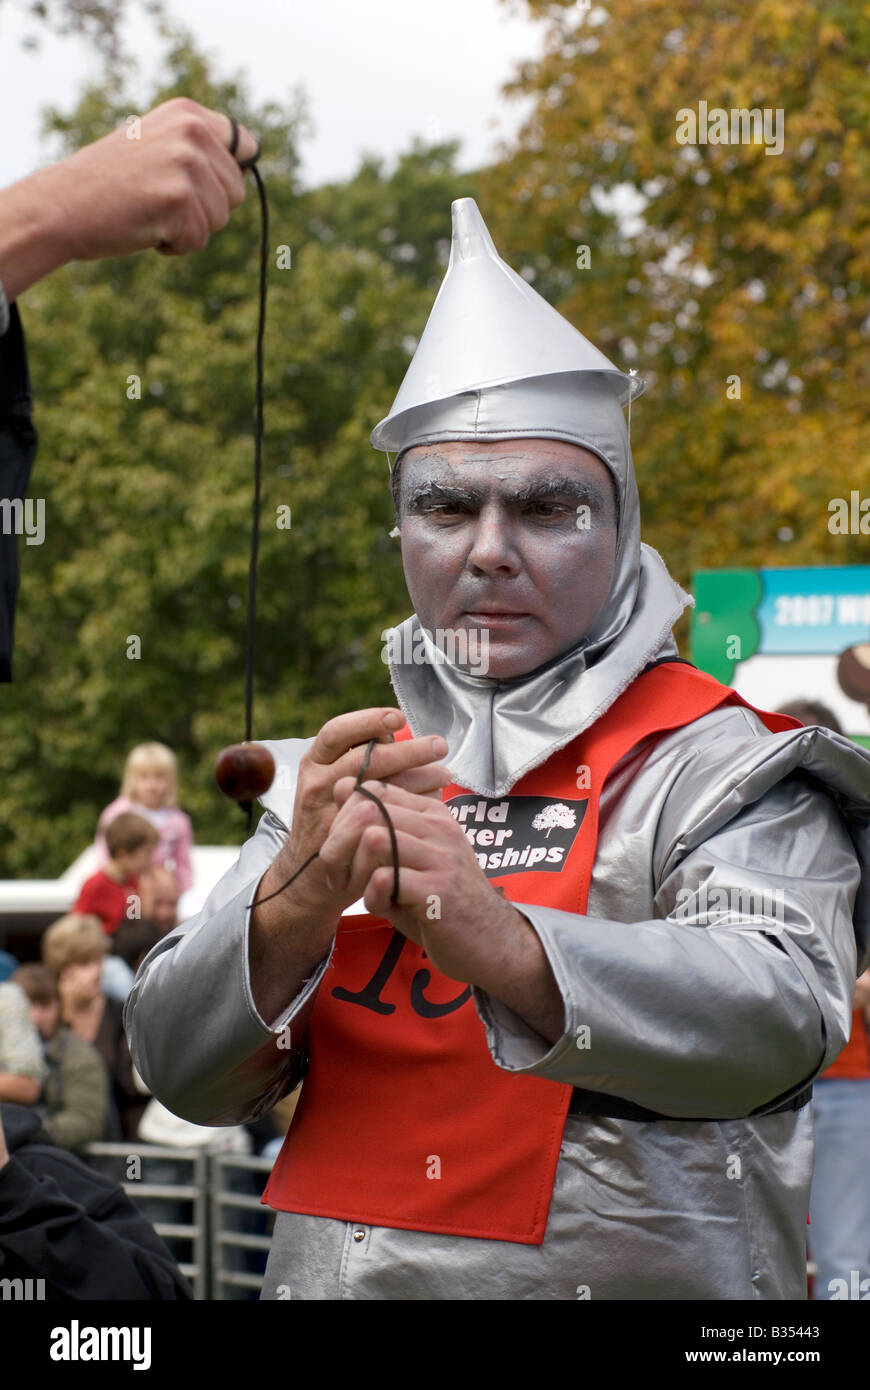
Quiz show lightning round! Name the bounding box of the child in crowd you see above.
[41,914,145,1143]
[75,813,158,935]
[11,964,108,1153]
[94,743,194,895]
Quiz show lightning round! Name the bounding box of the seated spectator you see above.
[0,1103,192,1299]
[41,915,145,1142]
[75,812,158,935]
[94,743,194,895]
[0,980,45,1106]
[140,865,181,937]
[11,964,108,1154]
[102,920,161,1003]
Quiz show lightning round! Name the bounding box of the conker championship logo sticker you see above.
[446,794,588,877]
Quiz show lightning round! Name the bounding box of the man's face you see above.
[397,439,618,680]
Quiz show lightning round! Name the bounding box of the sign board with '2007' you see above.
[690,566,870,749]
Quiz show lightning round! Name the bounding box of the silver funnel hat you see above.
[370,197,644,455]
[371,196,649,662]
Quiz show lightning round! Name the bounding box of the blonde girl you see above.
[94,742,193,895]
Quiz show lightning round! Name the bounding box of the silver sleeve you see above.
[124,806,333,1126]
[472,774,859,1118]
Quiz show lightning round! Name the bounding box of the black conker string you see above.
[237,153,400,904]
[241,157,268,833]
[251,739,401,910]
[351,746,402,907]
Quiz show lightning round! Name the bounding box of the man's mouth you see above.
[463,609,531,625]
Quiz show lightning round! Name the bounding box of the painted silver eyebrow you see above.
[405,476,607,511]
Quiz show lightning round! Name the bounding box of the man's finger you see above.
[364,864,435,916]
[310,709,405,766]
[323,819,432,895]
[333,735,448,787]
[172,155,235,253]
[330,790,442,846]
[199,122,247,206]
[319,796,383,892]
[382,763,452,797]
[199,109,260,167]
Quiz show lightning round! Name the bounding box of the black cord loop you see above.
[234,157,400,904]
[242,160,268,831]
[251,739,402,910]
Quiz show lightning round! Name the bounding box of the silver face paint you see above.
[399,439,618,681]
[379,366,695,799]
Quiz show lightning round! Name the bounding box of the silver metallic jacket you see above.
[124,588,870,1298]
[125,380,870,1298]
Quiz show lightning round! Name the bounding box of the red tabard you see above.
[261,662,799,1243]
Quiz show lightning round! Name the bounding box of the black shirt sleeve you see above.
[0,303,38,683]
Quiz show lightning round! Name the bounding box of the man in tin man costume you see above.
[127,199,870,1300]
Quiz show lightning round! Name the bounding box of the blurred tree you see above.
[304,138,476,294]
[2,0,163,62]
[481,0,870,590]
[1,29,477,875]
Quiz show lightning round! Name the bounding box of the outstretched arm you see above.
[0,97,257,305]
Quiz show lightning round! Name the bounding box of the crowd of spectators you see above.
[0,741,295,1299]
[0,739,191,1154]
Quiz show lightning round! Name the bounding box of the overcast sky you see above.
[1,0,546,189]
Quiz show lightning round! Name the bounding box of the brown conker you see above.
[215,742,276,802]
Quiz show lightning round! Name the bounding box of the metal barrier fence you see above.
[82,1142,274,1300]
[210,1153,275,1299]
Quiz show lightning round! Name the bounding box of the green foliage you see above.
[483,0,870,584]
[304,139,476,294]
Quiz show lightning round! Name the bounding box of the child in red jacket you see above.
[75,813,157,935]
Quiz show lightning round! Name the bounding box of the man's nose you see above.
[466,505,520,574]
